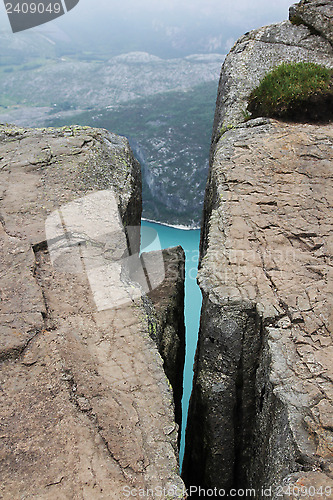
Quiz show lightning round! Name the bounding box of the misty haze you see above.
[0,0,291,224]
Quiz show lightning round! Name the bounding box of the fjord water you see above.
[140,220,202,466]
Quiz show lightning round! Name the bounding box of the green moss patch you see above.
[247,62,333,122]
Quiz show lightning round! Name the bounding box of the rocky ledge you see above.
[290,0,333,46]
[211,1,333,150]
[183,118,333,497]
[0,125,185,499]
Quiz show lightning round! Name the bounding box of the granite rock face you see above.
[185,2,333,494]
[290,0,333,46]
[143,247,186,430]
[211,18,333,150]
[183,119,333,498]
[0,125,186,499]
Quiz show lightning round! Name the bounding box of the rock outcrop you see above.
[211,2,333,150]
[290,0,333,46]
[143,247,186,431]
[184,1,333,497]
[0,125,185,499]
[184,118,333,498]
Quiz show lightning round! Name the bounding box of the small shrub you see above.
[247,62,333,122]
[242,109,252,122]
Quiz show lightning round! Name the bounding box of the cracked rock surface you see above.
[0,125,185,499]
[184,119,333,497]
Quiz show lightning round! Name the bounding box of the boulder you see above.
[211,20,333,150]
[290,0,333,46]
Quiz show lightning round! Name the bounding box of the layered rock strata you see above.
[0,125,185,499]
[183,119,333,498]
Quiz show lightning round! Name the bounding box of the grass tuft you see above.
[247,62,333,122]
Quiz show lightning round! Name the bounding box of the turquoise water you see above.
[140,219,202,467]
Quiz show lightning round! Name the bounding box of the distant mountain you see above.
[0,42,222,226]
[0,13,231,61]
[0,40,224,125]
[47,81,219,227]
[0,0,292,58]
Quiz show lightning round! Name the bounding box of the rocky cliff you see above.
[0,125,186,499]
[184,1,333,498]
[290,0,333,46]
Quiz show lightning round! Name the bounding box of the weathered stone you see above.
[290,0,333,46]
[211,20,333,150]
[0,125,186,499]
[143,246,186,430]
[184,119,333,497]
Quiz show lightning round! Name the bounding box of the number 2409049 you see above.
[6,2,62,14]
[276,485,332,497]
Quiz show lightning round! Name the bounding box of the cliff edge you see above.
[0,125,185,499]
[184,0,333,498]
[211,0,333,151]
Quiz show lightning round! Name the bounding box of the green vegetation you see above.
[216,124,234,141]
[247,62,333,122]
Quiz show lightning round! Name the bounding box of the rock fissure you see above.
[64,368,141,481]
[0,327,42,363]
[32,246,56,333]
[0,214,18,239]
[45,477,64,488]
